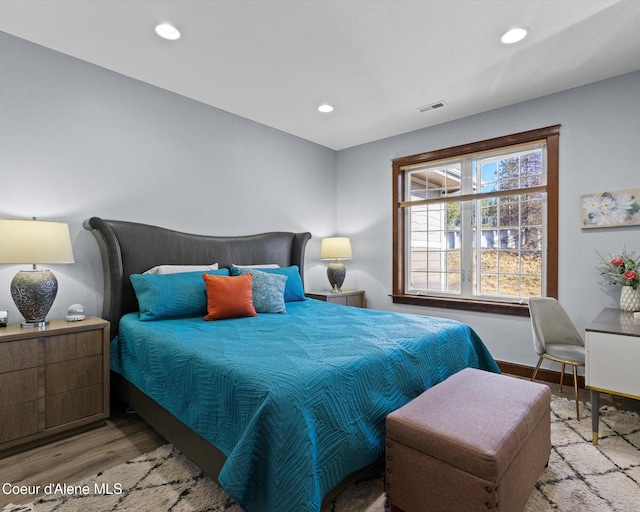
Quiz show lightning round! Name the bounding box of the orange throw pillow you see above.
[203,273,258,320]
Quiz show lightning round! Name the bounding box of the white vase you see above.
[619,286,640,312]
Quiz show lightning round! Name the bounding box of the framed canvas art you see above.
[582,188,640,228]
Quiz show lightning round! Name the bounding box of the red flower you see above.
[623,269,638,281]
[611,257,625,267]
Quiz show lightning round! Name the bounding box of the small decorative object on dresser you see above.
[620,285,640,312]
[0,317,110,456]
[66,303,86,321]
[305,289,365,308]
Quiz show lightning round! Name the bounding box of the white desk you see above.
[585,308,640,445]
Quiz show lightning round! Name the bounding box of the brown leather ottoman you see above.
[385,368,550,512]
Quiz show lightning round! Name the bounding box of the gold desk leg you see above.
[590,389,600,446]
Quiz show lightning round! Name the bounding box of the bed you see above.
[83,217,500,512]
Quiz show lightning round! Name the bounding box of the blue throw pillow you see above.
[233,268,287,314]
[131,269,230,321]
[231,265,306,302]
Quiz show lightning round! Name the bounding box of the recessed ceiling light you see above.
[155,23,181,40]
[501,27,528,44]
[318,104,334,113]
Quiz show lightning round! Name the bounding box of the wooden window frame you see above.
[392,125,559,317]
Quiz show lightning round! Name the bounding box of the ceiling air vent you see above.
[417,101,448,113]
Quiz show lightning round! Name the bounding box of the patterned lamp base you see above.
[10,269,58,327]
[327,261,346,293]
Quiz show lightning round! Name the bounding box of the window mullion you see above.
[460,158,474,297]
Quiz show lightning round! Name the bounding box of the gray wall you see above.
[2,30,639,371]
[0,32,336,322]
[336,70,640,369]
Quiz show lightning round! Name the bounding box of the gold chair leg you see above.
[531,356,544,382]
[559,363,566,393]
[572,364,580,421]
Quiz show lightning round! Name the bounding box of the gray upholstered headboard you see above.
[83,217,311,336]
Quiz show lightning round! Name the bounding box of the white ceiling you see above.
[1,0,640,150]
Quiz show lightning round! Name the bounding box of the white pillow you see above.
[143,263,219,275]
[232,263,280,269]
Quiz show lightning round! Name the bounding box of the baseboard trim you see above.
[496,360,585,389]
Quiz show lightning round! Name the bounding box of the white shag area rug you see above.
[4,397,639,512]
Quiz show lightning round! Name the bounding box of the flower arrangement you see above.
[596,246,639,290]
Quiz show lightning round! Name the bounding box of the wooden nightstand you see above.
[0,317,110,456]
[305,290,366,308]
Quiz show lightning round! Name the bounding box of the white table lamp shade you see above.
[0,219,74,264]
[320,237,352,260]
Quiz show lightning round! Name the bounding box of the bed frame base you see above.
[112,373,384,506]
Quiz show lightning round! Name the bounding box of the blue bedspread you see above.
[112,299,499,512]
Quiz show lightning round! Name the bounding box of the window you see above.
[392,126,559,316]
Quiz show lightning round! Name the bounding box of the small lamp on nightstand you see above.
[0,219,75,328]
[320,237,352,293]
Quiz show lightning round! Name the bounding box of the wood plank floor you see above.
[1,375,637,509]
[0,400,165,508]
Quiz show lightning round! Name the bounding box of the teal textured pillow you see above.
[131,269,230,321]
[231,265,306,302]
[233,268,287,314]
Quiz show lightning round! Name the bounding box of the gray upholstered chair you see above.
[529,297,584,420]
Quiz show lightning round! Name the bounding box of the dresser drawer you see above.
[44,330,102,364]
[45,355,103,395]
[0,368,39,408]
[0,401,40,444]
[0,339,39,373]
[45,385,103,428]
